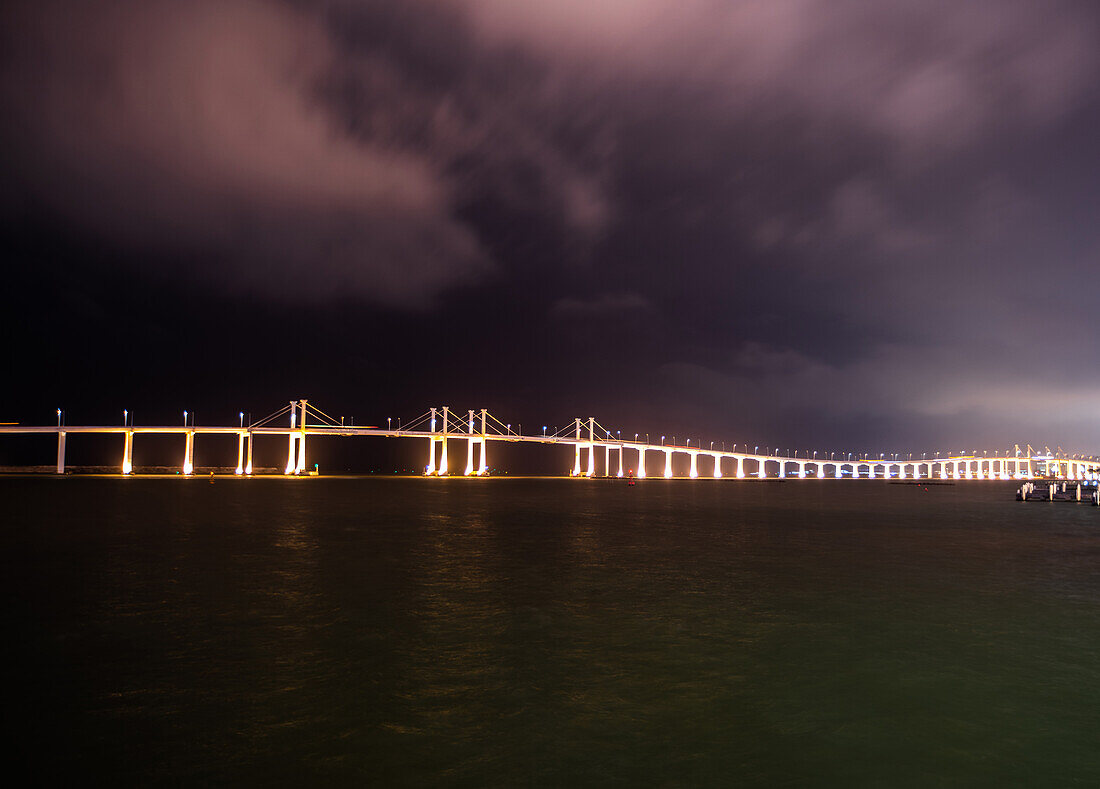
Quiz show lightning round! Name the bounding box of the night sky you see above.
[2,0,1099,465]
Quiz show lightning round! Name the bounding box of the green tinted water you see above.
[6,477,1100,785]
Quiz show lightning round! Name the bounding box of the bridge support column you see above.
[122,430,133,475]
[899,464,906,479]
[295,399,307,474]
[604,444,610,477]
[664,449,673,478]
[438,406,450,475]
[736,456,744,478]
[637,447,646,479]
[425,408,438,475]
[689,451,698,478]
[245,432,253,475]
[465,409,476,476]
[236,432,245,475]
[798,462,806,479]
[757,458,766,479]
[285,400,297,474]
[587,418,596,478]
[617,447,623,478]
[713,455,722,478]
[779,461,786,479]
[183,430,194,476]
[56,431,66,474]
[478,409,488,475]
[572,419,582,476]
[867,463,875,479]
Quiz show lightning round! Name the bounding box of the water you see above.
[6,476,1100,785]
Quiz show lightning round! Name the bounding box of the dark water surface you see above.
[5,476,1100,786]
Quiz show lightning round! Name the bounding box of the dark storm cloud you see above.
[0,0,606,305]
[3,0,1099,450]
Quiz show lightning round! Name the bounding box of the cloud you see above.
[0,0,492,305]
[662,338,1100,451]
[552,292,650,317]
[451,0,1096,157]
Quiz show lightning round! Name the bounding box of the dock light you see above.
[388,417,392,430]
[123,409,127,426]
[543,426,547,436]
[507,424,511,434]
[635,433,638,442]
[57,408,62,427]
[661,436,665,445]
[239,412,244,428]
[183,410,188,426]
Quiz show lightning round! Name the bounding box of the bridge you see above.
[2,399,1098,481]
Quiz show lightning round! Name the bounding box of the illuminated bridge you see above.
[2,399,1097,481]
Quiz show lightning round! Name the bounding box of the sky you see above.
[2,0,1099,465]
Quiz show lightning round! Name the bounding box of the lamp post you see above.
[123,409,128,426]
[57,409,62,427]
[239,412,244,428]
[183,410,188,426]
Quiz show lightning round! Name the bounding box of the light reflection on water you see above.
[5,476,1100,785]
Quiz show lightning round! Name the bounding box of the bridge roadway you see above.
[2,418,1096,481]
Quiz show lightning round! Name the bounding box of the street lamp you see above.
[183,410,188,426]
[239,412,244,428]
[661,436,665,445]
[388,417,392,430]
[56,408,61,427]
[543,426,547,436]
[123,409,128,426]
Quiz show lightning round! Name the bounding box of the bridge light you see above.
[183,410,188,426]
[123,409,127,426]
